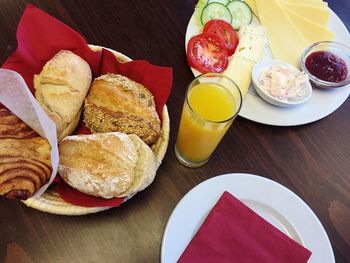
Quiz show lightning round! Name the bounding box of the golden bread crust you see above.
[34,50,92,141]
[58,132,157,199]
[0,108,38,139]
[0,109,52,200]
[83,74,161,145]
[0,137,52,199]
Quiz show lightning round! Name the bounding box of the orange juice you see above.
[175,81,239,166]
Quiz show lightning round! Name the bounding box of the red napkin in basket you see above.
[2,5,173,207]
[178,191,312,263]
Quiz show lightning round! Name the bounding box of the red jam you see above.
[305,51,348,83]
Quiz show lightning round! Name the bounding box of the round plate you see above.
[161,173,334,263]
[185,8,350,126]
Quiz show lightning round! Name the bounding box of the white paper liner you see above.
[0,69,59,197]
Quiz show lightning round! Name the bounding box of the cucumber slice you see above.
[201,3,232,25]
[226,1,252,30]
[206,0,230,5]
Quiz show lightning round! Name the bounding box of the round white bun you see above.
[58,132,157,199]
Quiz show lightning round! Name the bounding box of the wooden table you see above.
[0,0,349,262]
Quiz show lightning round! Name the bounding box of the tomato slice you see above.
[203,19,239,56]
[187,33,228,73]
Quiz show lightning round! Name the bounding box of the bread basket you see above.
[22,45,170,215]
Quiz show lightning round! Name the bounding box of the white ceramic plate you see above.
[161,173,334,263]
[185,9,350,126]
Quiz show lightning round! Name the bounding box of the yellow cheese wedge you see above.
[223,56,254,97]
[279,2,330,25]
[255,0,309,68]
[283,7,334,43]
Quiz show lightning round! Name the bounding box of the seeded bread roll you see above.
[34,50,92,141]
[83,74,161,145]
[58,132,157,199]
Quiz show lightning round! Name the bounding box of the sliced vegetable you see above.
[203,19,239,56]
[226,1,252,30]
[194,0,208,27]
[187,33,228,73]
[207,0,230,5]
[201,3,232,25]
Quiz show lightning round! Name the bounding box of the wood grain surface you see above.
[0,0,349,262]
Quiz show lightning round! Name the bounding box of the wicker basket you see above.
[22,45,170,215]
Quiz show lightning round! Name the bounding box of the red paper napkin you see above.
[53,176,125,208]
[178,191,312,263]
[1,5,173,207]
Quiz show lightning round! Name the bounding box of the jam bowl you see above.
[301,41,350,89]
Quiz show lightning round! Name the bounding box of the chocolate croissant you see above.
[0,109,52,200]
[0,108,38,139]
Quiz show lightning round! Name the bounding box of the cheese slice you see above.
[245,0,327,16]
[279,0,327,8]
[223,56,254,97]
[235,26,266,63]
[255,0,309,68]
[223,25,266,97]
[239,24,266,37]
[283,7,334,43]
[279,2,330,25]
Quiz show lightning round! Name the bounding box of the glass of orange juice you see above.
[175,73,242,168]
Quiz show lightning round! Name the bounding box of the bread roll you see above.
[83,74,161,145]
[0,109,52,200]
[34,50,92,141]
[58,132,157,199]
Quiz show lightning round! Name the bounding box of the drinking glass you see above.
[175,73,242,168]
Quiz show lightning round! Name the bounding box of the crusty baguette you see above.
[83,74,161,145]
[34,50,92,141]
[58,132,157,199]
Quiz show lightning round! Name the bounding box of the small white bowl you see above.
[252,59,312,107]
